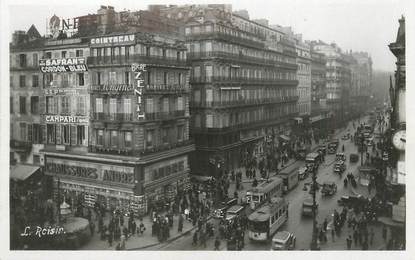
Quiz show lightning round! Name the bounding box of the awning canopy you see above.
[10,165,40,181]
[279,135,291,141]
[378,216,405,228]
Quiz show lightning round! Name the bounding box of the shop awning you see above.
[293,117,303,123]
[10,165,40,181]
[378,216,405,228]
[279,135,291,141]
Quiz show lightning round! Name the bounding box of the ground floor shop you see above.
[44,150,192,216]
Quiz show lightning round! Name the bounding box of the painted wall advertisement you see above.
[45,157,135,185]
[39,58,88,73]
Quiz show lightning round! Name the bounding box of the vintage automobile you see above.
[334,162,346,174]
[302,198,318,217]
[213,198,238,219]
[350,153,359,163]
[321,182,337,196]
[271,231,296,250]
[337,194,365,207]
[341,135,349,140]
[327,140,339,154]
[335,153,346,161]
[382,152,389,161]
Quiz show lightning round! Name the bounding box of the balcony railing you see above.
[190,76,298,86]
[145,110,186,121]
[92,113,133,121]
[190,96,299,108]
[192,113,299,133]
[89,139,194,156]
[87,54,187,67]
[186,31,265,49]
[187,51,297,69]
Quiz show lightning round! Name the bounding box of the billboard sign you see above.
[39,58,88,73]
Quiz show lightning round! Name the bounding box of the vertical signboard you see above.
[131,63,146,120]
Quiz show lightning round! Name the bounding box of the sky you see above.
[6,0,409,72]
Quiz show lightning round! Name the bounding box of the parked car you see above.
[321,182,337,196]
[342,135,349,140]
[271,231,296,250]
[337,194,365,207]
[350,153,359,163]
[213,198,238,219]
[382,152,389,161]
[336,153,346,161]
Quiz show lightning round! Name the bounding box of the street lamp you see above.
[360,132,365,166]
[310,168,319,250]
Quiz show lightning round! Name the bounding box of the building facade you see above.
[10,27,45,166]
[312,42,351,126]
[159,5,299,176]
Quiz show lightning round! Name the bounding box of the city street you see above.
[145,116,383,251]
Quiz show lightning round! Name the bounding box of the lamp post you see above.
[360,133,365,166]
[310,168,319,250]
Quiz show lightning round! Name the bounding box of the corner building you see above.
[160,5,299,175]
[86,32,193,213]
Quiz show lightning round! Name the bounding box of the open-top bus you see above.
[248,196,288,241]
[245,177,283,210]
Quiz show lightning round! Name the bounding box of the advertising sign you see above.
[132,63,146,120]
[90,34,135,47]
[39,58,88,73]
[44,115,89,124]
[45,157,135,185]
[89,84,134,93]
[44,88,84,95]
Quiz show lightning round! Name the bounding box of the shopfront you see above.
[44,155,146,214]
[143,155,190,209]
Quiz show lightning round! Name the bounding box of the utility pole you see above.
[310,168,319,250]
[360,133,365,166]
[57,178,61,224]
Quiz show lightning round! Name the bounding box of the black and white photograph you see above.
[0,0,412,257]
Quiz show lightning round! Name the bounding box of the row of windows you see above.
[13,75,40,88]
[187,40,295,64]
[46,96,87,115]
[15,123,42,143]
[192,64,297,81]
[193,104,297,128]
[94,96,185,115]
[14,50,84,68]
[44,73,85,88]
[11,96,39,115]
[91,70,184,86]
[91,44,186,60]
[46,124,87,145]
[185,24,264,44]
[193,88,296,103]
[270,205,288,224]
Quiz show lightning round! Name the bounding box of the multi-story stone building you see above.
[10,6,194,214]
[10,26,45,168]
[309,50,330,129]
[157,5,299,175]
[312,41,351,126]
[350,51,373,117]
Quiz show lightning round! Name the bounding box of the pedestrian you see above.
[214,237,221,250]
[370,228,375,246]
[323,218,328,232]
[331,228,335,242]
[192,231,198,246]
[108,231,113,247]
[344,234,352,250]
[382,225,387,241]
[353,229,358,247]
[178,213,184,233]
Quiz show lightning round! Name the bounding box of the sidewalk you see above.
[319,222,387,250]
[80,211,200,250]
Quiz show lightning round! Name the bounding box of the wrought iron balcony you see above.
[87,54,187,67]
[190,96,299,109]
[187,51,297,69]
[190,76,298,86]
